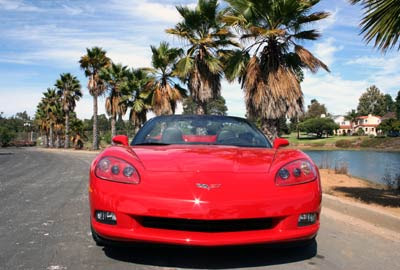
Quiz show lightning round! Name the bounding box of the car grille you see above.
[139,216,274,232]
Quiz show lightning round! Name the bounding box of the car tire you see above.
[91,226,105,246]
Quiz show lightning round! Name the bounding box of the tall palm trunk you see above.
[42,131,48,147]
[65,112,70,148]
[92,94,99,150]
[49,124,54,148]
[111,115,116,140]
[56,133,61,148]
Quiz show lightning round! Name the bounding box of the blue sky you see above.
[0,0,399,119]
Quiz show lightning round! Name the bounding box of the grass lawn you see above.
[282,132,363,146]
[281,132,400,150]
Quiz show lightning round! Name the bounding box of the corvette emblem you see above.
[196,183,221,190]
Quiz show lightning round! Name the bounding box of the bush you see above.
[360,138,381,148]
[357,129,365,136]
[334,162,348,175]
[335,139,352,148]
[0,126,16,147]
[102,131,112,145]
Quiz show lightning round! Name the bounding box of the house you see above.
[334,116,353,135]
[334,114,382,136]
[353,114,381,136]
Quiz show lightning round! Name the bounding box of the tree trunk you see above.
[111,115,116,142]
[65,112,70,148]
[92,94,99,150]
[261,118,279,141]
[43,132,48,148]
[196,102,206,115]
[49,125,54,148]
[55,134,60,148]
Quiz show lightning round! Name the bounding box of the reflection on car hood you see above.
[131,145,275,173]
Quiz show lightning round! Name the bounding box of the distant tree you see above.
[278,117,290,136]
[41,88,60,148]
[384,94,395,113]
[183,95,228,116]
[298,118,339,138]
[396,90,400,120]
[122,69,153,133]
[305,99,328,119]
[0,126,16,147]
[223,0,330,139]
[166,0,238,115]
[377,118,400,135]
[146,42,186,115]
[99,63,129,138]
[357,85,386,116]
[55,73,82,148]
[79,47,111,150]
[350,0,400,52]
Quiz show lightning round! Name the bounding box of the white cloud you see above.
[302,73,368,115]
[61,4,83,16]
[108,0,189,24]
[0,0,41,12]
[346,54,400,93]
[317,8,338,32]
[1,24,153,68]
[313,37,342,67]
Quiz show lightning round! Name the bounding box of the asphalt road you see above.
[0,147,399,270]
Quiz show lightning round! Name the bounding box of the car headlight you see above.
[95,156,140,184]
[275,159,317,186]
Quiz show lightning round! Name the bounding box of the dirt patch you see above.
[320,169,400,217]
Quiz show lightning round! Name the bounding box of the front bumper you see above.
[89,177,321,246]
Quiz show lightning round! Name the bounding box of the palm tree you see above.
[79,47,111,150]
[35,102,49,147]
[41,88,59,148]
[146,42,187,115]
[99,63,129,138]
[350,0,400,52]
[223,0,330,139]
[122,69,153,134]
[55,73,82,148]
[166,0,238,114]
[345,109,359,133]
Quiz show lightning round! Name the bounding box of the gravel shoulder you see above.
[320,169,400,217]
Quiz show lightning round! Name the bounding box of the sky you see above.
[0,0,399,120]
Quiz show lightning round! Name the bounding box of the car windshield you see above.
[132,115,271,148]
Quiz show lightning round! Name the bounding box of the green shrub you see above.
[360,138,381,148]
[335,139,352,148]
[102,131,111,145]
[357,129,365,136]
[0,126,16,147]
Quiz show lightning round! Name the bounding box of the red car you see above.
[89,115,321,247]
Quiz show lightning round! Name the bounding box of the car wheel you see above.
[91,226,104,246]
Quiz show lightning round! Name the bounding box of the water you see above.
[304,150,400,185]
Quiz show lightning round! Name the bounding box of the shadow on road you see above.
[102,240,317,269]
[333,186,400,208]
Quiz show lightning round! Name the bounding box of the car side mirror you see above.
[112,135,129,146]
[273,138,289,149]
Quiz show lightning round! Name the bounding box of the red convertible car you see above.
[89,115,321,247]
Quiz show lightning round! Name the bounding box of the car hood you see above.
[131,145,276,173]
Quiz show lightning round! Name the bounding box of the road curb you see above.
[322,193,400,233]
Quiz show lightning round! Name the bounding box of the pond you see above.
[303,150,400,185]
